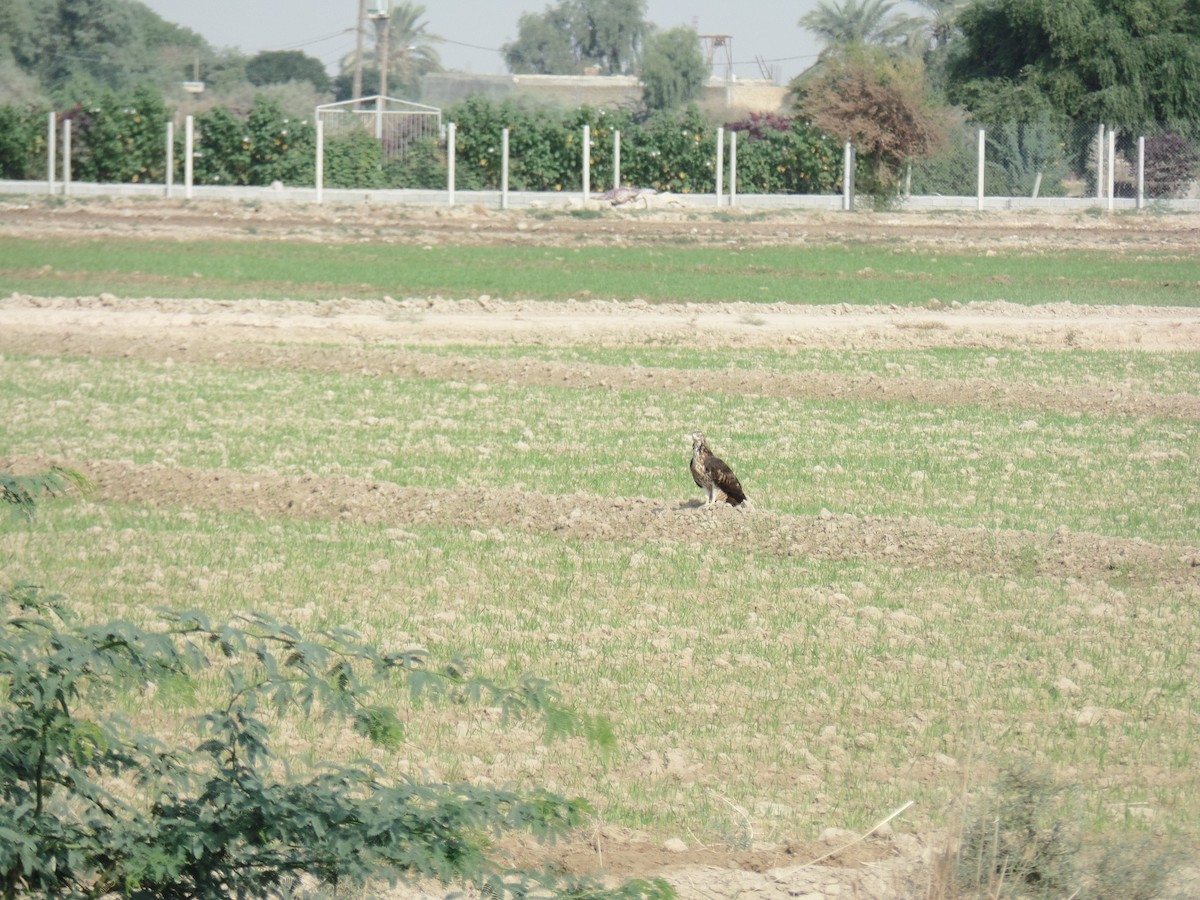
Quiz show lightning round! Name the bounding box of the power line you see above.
[275,28,357,52]
[439,37,504,54]
[741,52,821,64]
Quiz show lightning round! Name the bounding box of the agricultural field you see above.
[2,197,1199,898]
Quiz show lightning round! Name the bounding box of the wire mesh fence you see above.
[908,121,1200,203]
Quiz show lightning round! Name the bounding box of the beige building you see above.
[419,73,790,120]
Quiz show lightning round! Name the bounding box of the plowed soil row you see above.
[3,457,1196,591]
[5,196,1200,252]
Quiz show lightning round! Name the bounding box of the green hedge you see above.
[1,89,843,194]
[0,107,50,180]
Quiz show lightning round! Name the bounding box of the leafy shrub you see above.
[324,128,386,188]
[0,106,47,180]
[952,761,1190,899]
[620,105,715,193]
[1076,831,1189,900]
[727,116,840,194]
[564,105,636,193]
[192,105,251,186]
[193,96,315,187]
[793,49,949,191]
[244,96,314,186]
[444,95,503,190]
[384,134,446,189]
[64,84,169,183]
[0,584,658,898]
[445,95,572,191]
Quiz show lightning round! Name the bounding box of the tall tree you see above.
[502,0,649,75]
[793,46,949,189]
[1,0,209,100]
[572,0,647,74]
[908,0,970,94]
[912,0,969,50]
[639,26,707,111]
[504,6,580,74]
[246,50,330,93]
[945,0,1200,129]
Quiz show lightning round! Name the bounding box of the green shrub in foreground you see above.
[0,583,665,899]
[0,466,90,521]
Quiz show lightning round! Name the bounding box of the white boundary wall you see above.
[6,178,1192,211]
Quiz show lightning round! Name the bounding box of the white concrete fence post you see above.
[447,122,456,206]
[715,126,724,206]
[47,111,56,194]
[1136,135,1145,209]
[729,130,737,207]
[976,128,985,210]
[315,119,324,203]
[613,129,621,190]
[1107,126,1116,211]
[501,127,510,210]
[184,115,194,199]
[62,118,71,196]
[165,121,174,198]
[842,141,854,211]
[582,124,590,202]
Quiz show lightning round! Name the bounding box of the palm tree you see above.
[911,0,970,51]
[799,0,917,53]
[906,0,970,91]
[340,1,443,98]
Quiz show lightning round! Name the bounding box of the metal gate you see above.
[316,95,442,162]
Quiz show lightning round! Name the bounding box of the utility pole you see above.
[379,14,390,97]
[370,1,391,99]
[352,0,365,106]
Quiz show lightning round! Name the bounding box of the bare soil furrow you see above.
[15,457,1196,589]
[3,325,1196,422]
[5,198,1200,252]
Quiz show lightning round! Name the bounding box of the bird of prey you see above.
[689,432,747,507]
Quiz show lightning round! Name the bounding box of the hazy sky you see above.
[136,0,835,85]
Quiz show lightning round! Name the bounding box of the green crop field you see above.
[3,233,1199,306]
[2,206,1198,894]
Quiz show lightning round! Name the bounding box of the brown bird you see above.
[689,432,747,507]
